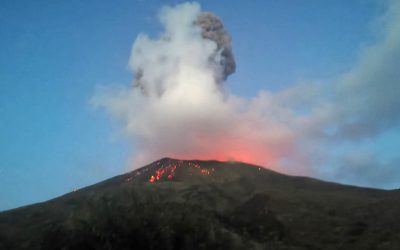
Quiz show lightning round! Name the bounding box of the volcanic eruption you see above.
[92,0,400,188]
[2,1,400,249]
[93,2,295,172]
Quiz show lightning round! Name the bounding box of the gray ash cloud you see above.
[197,12,236,82]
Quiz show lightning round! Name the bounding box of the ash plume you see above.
[197,12,236,81]
[93,1,400,188]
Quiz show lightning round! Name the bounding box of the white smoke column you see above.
[93,2,295,170]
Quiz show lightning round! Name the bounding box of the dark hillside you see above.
[1,158,399,249]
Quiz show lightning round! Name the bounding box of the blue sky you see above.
[1,0,398,211]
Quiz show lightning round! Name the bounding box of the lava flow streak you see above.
[148,161,215,183]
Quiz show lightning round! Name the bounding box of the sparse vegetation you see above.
[1,158,400,249]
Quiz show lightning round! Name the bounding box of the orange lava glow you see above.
[164,138,292,172]
[133,121,297,174]
[168,147,277,170]
[139,127,296,173]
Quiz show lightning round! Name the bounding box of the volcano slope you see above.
[1,158,400,250]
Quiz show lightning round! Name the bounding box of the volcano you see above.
[1,158,400,249]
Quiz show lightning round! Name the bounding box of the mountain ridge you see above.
[1,158,400,249]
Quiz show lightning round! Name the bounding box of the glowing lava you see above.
[147,161,215,183]
[149,164,177,183]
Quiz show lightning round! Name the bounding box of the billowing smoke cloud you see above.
[93,1,400,188]
[93,2,294,171]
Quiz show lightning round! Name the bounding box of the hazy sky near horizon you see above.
[1,0,400,211]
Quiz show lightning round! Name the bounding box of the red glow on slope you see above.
[161,134,294,172]
[133,122,296,174]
